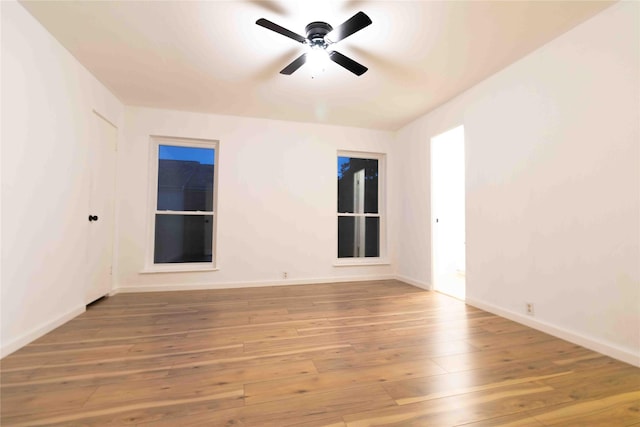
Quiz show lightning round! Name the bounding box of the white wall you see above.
[1,2,123,357]
[116,107,396,291]
[396,2,639,365]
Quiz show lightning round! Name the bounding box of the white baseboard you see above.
[395,275,432,291]
[115,274,398,294]
[466,297,640,368]
[1,305,86,359]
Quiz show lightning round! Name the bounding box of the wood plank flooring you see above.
[1,280,638,426]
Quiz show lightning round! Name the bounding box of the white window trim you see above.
[143,135,219,273]
[335,150,387,265]
[333,258,391,267]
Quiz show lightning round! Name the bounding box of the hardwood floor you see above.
[1,280,638,426]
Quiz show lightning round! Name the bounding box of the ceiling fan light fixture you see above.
[307,46,329,78]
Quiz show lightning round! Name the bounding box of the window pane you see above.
[158,145,214,211]
[338,216,380,258]
[154,214,213,263]
[337,157,378,213]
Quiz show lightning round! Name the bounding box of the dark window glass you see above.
[158,145,214,211]
[338,216,380,258]
[154,214,213,263]
[337,157,378,214]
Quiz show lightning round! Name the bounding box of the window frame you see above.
[335,150,388,266]
[143,136,219,273]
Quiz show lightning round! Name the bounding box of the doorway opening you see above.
[431,125,466,300]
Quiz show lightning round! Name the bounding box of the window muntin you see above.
[150,140,217,267]
[337,154,383,259]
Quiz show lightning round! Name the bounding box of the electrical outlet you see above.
[526,303,535,316]
[283,272,288,279]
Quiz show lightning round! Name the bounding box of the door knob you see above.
[88,215,99,222]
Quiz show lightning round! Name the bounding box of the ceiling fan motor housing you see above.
[305,22,333,48]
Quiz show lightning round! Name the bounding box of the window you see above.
[147,137,218,271]
[337,152,385,260]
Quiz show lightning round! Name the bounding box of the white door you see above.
[86,113,117,304]
[431,125,466,300]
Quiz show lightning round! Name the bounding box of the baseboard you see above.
[466,297,640,368]
[1,305,86,359]
[395,275,432,291]
[115,274,398,294]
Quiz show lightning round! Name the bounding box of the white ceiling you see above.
[20,0,614,130]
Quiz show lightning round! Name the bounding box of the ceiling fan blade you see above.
[256,18,307,44]
[280,53,308,75]
[327,11,372,43]
[248,1,289,17]
[329,51,368,76]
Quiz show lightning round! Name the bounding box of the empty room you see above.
[1,0,639,426]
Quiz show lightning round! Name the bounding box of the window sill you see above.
[140,265,219,274]
[333,258,390,267]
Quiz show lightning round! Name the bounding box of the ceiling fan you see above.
[256,11,372,76]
